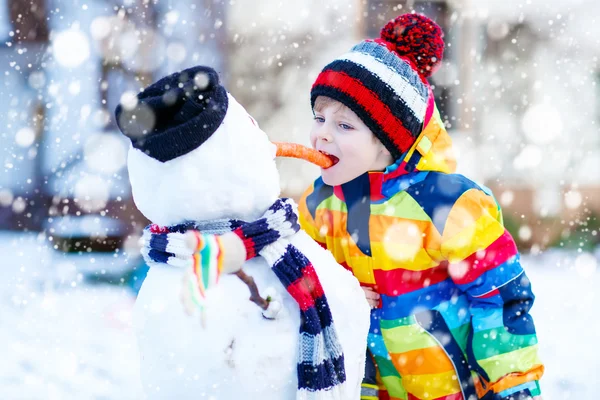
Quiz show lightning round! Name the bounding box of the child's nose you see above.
[316,127,333,143]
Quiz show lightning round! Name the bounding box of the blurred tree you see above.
[0,0,49,230]
[552,211,600,252]
[8,0,49,43]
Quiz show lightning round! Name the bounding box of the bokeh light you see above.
[52,29,91,68]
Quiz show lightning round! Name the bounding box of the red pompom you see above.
[380,13,444,79]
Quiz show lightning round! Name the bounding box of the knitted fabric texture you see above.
[310,13,444,160]
[191,232,224,307]
[115,65,228,162]
[141,198,346,399]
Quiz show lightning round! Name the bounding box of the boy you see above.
[298,13,544,400]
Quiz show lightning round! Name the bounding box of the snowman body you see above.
[127,94,370,399]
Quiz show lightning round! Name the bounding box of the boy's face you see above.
[310,97,393,186]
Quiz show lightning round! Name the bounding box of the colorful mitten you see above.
[143,225,247,320]
[180,232,226,317]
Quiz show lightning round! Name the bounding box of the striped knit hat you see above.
[311,13,444,160]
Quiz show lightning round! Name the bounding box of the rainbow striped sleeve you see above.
[439,186,544,398]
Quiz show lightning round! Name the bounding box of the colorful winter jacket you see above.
[298,105,544,400]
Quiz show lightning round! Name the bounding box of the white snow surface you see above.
[0,232,143,400]
[0,233,598,399]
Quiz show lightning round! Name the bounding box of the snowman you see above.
[115,66,370,400]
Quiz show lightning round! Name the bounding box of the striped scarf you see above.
[142,198,346,399]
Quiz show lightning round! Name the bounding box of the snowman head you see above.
[115,66,280,226]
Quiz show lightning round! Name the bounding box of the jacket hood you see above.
[394,101,456,176]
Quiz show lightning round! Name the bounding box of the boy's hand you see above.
[362,287,380,308]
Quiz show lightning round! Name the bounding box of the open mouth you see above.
[319,151,339,166]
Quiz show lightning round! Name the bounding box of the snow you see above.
[461,0,600,190]
[52,29,91,68]
[44,214,125,239]
[0,232,143,400]
[83,133,128,175]
[14,128,36,148]
[1,231,597,399]
[526,249,600,399]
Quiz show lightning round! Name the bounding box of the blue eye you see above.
[339,123,353,130]
[314,116,325,123]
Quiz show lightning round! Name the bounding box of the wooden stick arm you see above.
[234,270,269,311]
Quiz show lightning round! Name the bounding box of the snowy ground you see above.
[523,248,599,400]
[0,231,597,399]
[0,232,144,400]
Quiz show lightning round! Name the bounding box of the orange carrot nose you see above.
[273,141,334,169]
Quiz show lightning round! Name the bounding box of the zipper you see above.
[414,317,467,400]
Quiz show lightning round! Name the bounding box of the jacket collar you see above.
[332,150,426,202]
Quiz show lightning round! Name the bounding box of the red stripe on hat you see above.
[313,70,415,154]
